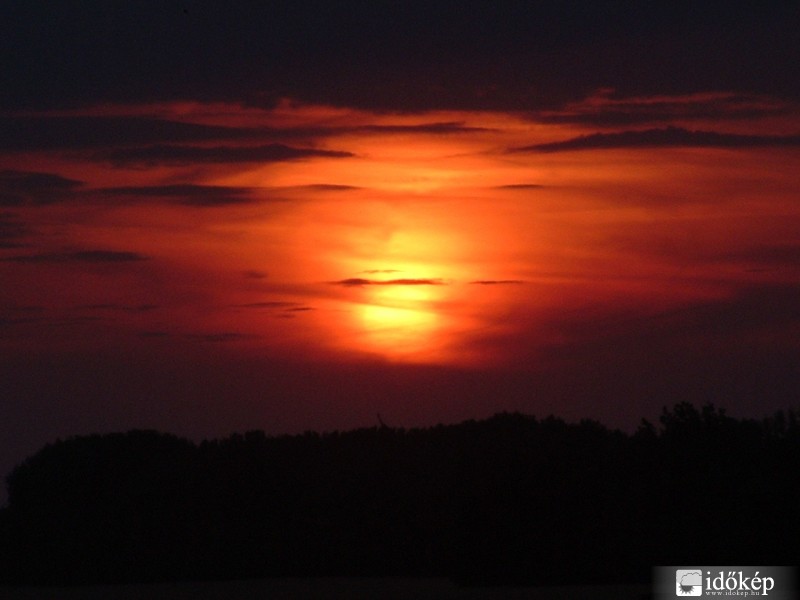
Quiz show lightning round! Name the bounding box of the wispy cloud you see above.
[0,116,261,151]
[0,170,84,206]
[1,178,271,208]
[243,270,268,279]
[288,184,361,192]
[234,122,491,141]
[494,184,545,190]
[231,301,315,318]
[330,277,446,287]
[101,184,257,206]
[78,303,159,312]
[513,126,800,153]
[95,143,354,166]
[536,91,797,126]
[470,280,525,285]
[357,122,492,135]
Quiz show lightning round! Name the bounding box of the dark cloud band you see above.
[330,278,445,287]
[0,117,260,151]
[95,143,354,166]
[514,126,800,153]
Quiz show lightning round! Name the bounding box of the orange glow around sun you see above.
[2,98,799,368]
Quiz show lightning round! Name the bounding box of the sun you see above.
[352,283,444,360]
[359,303,438,347]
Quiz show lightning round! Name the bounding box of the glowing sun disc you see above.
[357,302,440,357]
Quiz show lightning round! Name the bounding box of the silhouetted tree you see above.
[1,403,798,586]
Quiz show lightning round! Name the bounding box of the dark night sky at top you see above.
[1,1,799,503]
[3,2,800,112]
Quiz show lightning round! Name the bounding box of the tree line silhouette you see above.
[1,402,798,586]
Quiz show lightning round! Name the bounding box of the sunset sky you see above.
[2,1,799,499]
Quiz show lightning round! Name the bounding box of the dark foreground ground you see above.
[1,403,798,588]
[0,578,650,600]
